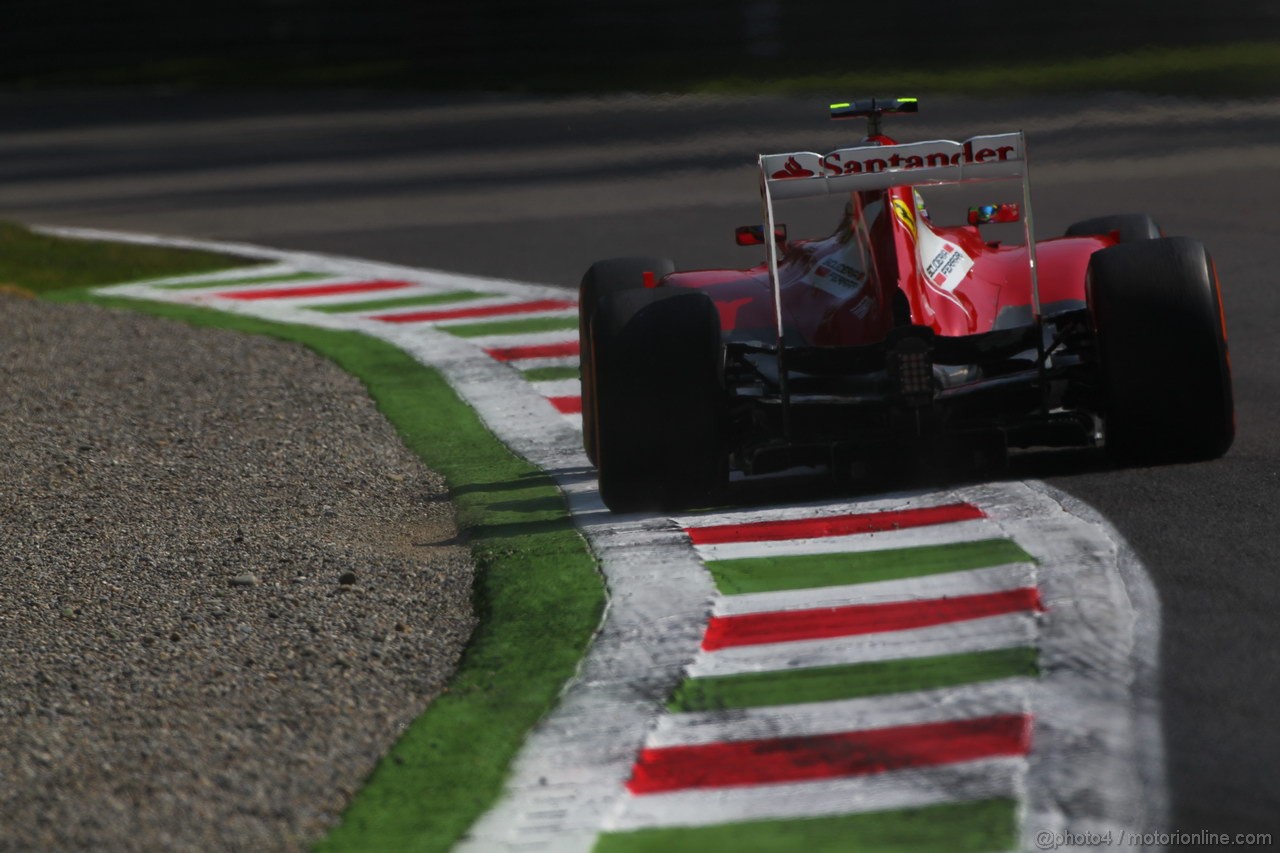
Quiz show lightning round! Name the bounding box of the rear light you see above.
[888,336,934,406]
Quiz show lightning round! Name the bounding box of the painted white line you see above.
[692,518,1001,562]
[604,756,1024,831]
[686,612,1040,679]
[646,679,1033,748]
[712,561,1036,616]
[1007,482,1168,852]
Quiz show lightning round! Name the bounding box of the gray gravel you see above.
[0,294,476,851]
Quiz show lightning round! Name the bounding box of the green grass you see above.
[667,647,1039,713]
[157,271,328,290]
[707,539,1034,596]
[310,290,485,314]
[523,365,580,382]
[39,284,604,852]
[594,798,1018,853]
[0,222,256,294]
[445,315,579,339]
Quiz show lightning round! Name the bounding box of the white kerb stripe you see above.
[693,518,1000,563]
[467,332,580,350]
[604,756,1025,831]
[126,262,297,288]
[509,355,581,372]
[647,678,1034,748]
[529,379,582,399]
[686,611,1039,678]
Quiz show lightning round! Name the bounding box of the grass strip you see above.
[0,221,256,295]
[708,538,1034,595]
[157,270,327,290]
[523,365,580,382]
[667,647,1038,713]
[444,315,579,339]
[310,290,485,314]
[44,288,603,853]
[594,797,1017,853]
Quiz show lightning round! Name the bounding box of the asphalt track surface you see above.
[4,89,1278,837]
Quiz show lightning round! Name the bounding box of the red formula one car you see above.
[579,98,1234,512]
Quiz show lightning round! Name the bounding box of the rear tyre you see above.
[1087,237,1234,463]
[578,257,675,466]
[1066,213,1162,243]
[592,287,727,512]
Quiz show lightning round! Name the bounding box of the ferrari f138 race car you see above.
[579,98,1234,512]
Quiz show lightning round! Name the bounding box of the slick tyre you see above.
[592,287,727,512]
[1066,213,1163,243]
[1087,236,1234,463]
[578,257,675,466]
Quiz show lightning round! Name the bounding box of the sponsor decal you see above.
[926,245,968,288]
[770,156,816,180]
[765,135,1022,184]
[814,257,866,289]
[913,198,975,293]
[819,139,1018,177]
[807,247,869,301]
[761,133,1024,199]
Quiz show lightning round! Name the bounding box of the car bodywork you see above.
[581,99,1233,510]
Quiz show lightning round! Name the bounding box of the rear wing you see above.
[757,130,1040,348]
[761,133,1025,200]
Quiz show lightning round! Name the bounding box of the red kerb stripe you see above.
[627,713,1031,795]
[549,396,582,414]
[217,279,413,300]
[701,587,1044,651]
[373,299,575,323]
[685,502,985,546]
[485,341,580,362]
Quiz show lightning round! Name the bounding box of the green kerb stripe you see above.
[708,538,1034,595]
[523,365,580,381]
[445,316,579,338]
[594,797,1017,853]
[157,270,326,290]
[667,647,1038,713]
[310,290,484,314]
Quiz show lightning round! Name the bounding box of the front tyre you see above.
[592,288,727,512]
[1087,236,1234,463]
